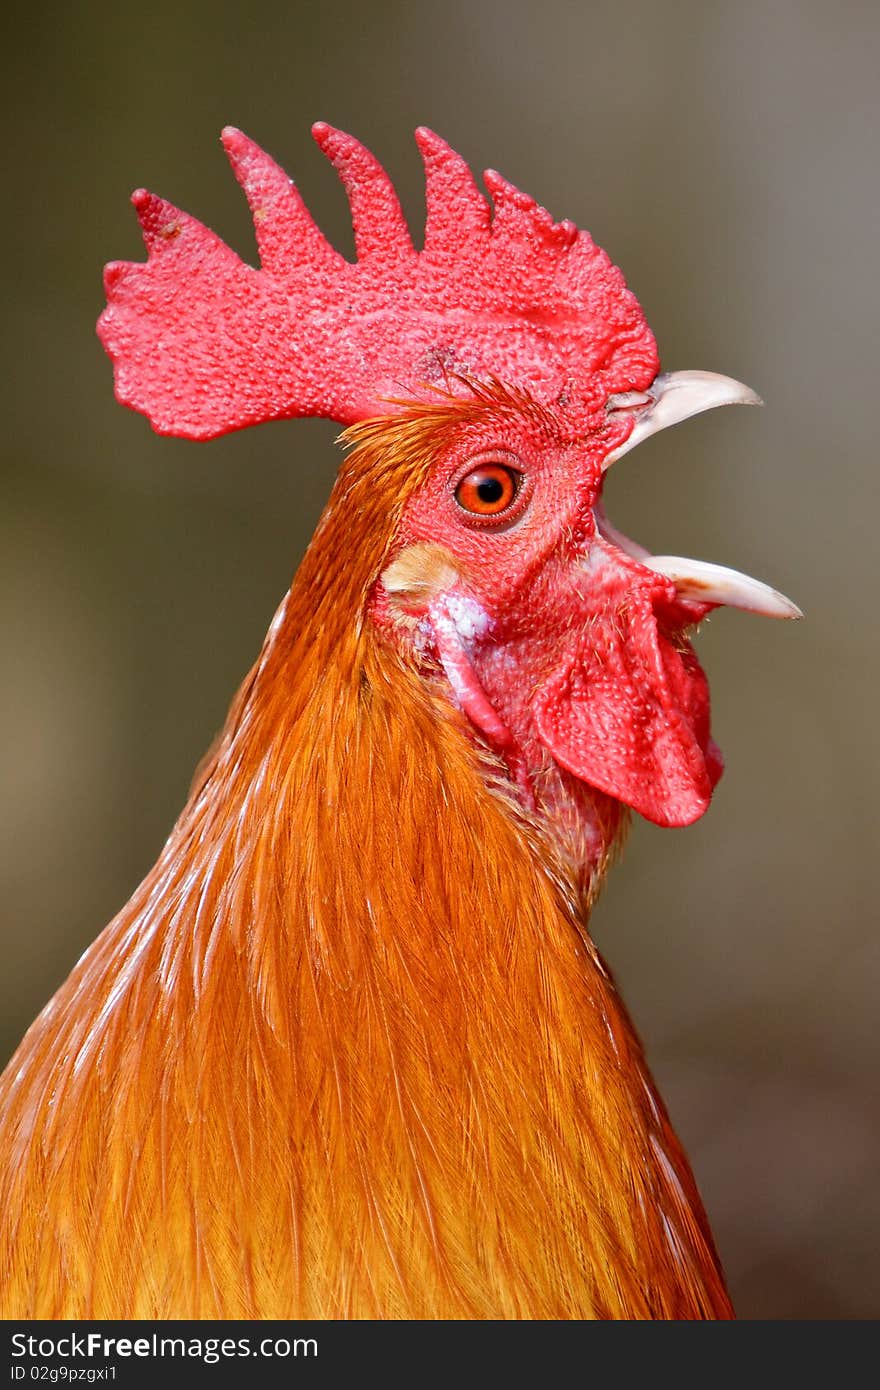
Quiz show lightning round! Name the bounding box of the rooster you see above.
[0,125,799,1320]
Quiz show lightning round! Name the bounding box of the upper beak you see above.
[604,369,763,470]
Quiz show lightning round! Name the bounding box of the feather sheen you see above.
[0,407,732,1319]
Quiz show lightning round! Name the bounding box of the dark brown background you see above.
[2,0,876,1319]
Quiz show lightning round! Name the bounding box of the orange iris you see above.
[455,463,520,517]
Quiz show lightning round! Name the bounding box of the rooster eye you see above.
[454,462,522,519]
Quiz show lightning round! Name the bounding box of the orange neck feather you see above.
[0,418,732,1318]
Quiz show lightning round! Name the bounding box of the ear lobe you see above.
[532,600,719,828]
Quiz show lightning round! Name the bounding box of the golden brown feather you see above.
[0,405,731,1318]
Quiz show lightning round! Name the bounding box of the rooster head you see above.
[98,125,799,835]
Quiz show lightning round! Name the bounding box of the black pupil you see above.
[477,474,505,504]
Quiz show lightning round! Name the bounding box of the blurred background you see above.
[2,0,877,1319]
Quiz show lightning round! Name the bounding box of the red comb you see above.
[98,125,658,438]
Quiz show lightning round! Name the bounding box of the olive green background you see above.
[2,0,877,1318]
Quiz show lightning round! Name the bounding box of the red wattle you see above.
[532,597,719,828]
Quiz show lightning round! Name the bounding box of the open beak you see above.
[602,370,802,621]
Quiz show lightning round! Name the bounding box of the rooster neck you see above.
[0,496,732,1320]
[146,562,729,1318]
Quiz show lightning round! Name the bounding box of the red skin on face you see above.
[379,409,721,842]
